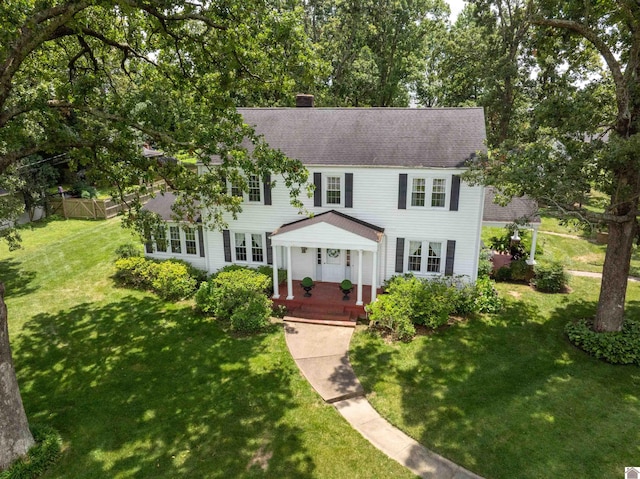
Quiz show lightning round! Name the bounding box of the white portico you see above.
[269,210,384,306]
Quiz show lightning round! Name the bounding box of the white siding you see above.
[202,165,484,283]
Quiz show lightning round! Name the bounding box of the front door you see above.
[322,248,345,282]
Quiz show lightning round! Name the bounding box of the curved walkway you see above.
[283,319,484,479]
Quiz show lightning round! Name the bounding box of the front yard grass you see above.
[350,277,640,479]
[1,218,413,479]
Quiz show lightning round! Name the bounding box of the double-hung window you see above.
[431,178,446,207]
[409,176,447,209]
[407,240,442,274]
[411,178,426,207]
[185,228,197,255]
[235,233,247,261]
[155,227,167,252]
[326,176,341,205]
[248,175,261,202]
[170,226,182,253]
[233,232,265,264]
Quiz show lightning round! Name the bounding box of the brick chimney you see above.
[295,94,314,107]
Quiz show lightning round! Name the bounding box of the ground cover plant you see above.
[350,275,640,479]
[0,218,414,478]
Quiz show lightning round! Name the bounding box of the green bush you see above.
[533,262,568,293]
[510,258,533,282]
[477,248,493,278]
[474,277,504,314]
[230,294,272,332]
[494,266,512,282]
[151,261,198,300]
[565,319,640,365]
[411,277,457,328]
[0,425,62,479]
[366,291,416,341]
[114,256,155,288]
[115,243,143,259]
[196,269,273,333]
[114,257,199,300]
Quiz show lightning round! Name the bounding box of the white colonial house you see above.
[143,98,539,308]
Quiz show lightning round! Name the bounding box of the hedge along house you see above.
[143,96,538,308]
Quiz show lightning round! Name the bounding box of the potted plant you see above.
[339,279,353,300]
[301,277,314,297]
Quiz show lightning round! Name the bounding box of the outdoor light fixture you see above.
[511,229,521,242]
[301,247,307,253]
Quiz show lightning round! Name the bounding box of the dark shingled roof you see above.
[483,188,540,224]
[237,107,486,168]
[273,210,385,243]
[142,192,201,222]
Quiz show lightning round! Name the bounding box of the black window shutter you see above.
[223,229,232,262]
[445,240,456,276]
[398,174,407,209]
[263,174,272,205]
[314,172,322,207]
[266,232,273,265]
[145,240,153,254]
[345,173,353,208]
[395,237,405,273]
[450,175,461,211]
[198,226,205,257]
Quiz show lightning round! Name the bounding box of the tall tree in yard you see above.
[468,0,640,332]
[0,0,318,470]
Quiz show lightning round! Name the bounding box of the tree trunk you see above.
[0,283,34,471]
[594,218,636,332]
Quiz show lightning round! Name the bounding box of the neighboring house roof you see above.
[273,210,384,243]
[483,187,540,225]
[236,107,487,168]
[142,191,201,222]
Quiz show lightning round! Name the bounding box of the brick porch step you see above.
[283,316,356,328]
[287,308,353,322]
[299,303,347,315]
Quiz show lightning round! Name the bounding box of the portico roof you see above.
[271,210,384,251]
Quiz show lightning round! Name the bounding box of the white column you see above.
[527,227,539,265]
[272,246,280,299]
[356,249,363,306]
[371,249,378,303]
[286,246,294,300]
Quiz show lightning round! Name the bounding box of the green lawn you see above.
[483,212,640,275]
[1,218,413,479]
[350,277,640,479]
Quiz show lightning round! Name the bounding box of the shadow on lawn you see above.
[16,295,315,478]
[0,258,37,297]
[351,297,640,479]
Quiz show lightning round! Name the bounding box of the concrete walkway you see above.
[283,319,484,479]
[568,270,640,282]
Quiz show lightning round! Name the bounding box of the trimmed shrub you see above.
[366,291,416,341]
[510,258,533,282]
[151,261,198,300]
[230,294,272,332]
[195,281,217,314]
[566,319,640,365]
[494,266,512,282]
[411,277,457,328]
[0,425,62,479]
[114,256,155,288]
[477,248,493,279]
[474,277,504,314]
[533,262,568,293]
[196,269,272,332]
[115,243,143,259]
[114,257,199,300]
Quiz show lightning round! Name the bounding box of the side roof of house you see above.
[483,187,541,225]
[236,107,487,168]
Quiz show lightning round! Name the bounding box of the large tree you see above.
[0,0,319,469]
[468,0,640,332]
[304,0,449,106]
